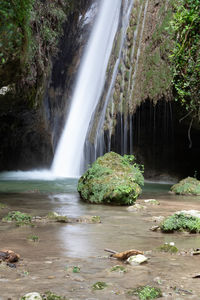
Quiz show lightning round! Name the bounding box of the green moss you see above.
[47,212,68,223]
[27,234,39,242]
[158,243,178,253]
[161,213,200,233]
[171,177,200,195]
[127,285,162,299]
[55,216,68,223]
[91,216,101,223]
[47,212,58,219]
[110,265,127,273]
[92,282,108,290]
[43,291,67,300]
[2,211,32,226]
[72,266,80,273]
[0,203,7,209]
[78,152,144,205]
[142,1,173,101]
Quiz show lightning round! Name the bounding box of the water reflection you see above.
[0,177,200,259]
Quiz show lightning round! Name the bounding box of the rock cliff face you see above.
[85,0,200,179]
[0,0,94,171]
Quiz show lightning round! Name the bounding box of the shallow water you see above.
[0,177,200,299]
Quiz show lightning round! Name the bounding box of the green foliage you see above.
[92,281,108,290]
[171,177,200,195]
[43,291,67,300]
[158,243,178,253]
[2,211,32,226]
[72,266,80,273]
[0,0,33,65]
[27,234,39,242]
[0,0,78,108]
[78,152,144,205]
[127,285,162,299]
[161,213,200,233]
[170,0,200,122]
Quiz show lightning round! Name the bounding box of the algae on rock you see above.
[77,152,144,205]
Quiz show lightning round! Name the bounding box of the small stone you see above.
[144,199,160,205]
[152,216,165,222]
[20,292,42,300]
[153,277,163,285]
[127,203,146,211]
[127,254,148,265]
[150,225,160,231]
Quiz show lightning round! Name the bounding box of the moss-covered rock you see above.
[160,212,200,233]
[127,285,162,299]
[171,177,200,195]
[78,152,144,205]
[158,243,178,253]
[2,211,33,226]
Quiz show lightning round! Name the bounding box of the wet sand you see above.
[0,183,200,299]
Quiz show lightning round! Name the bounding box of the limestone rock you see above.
[176,210,200,219]
[144,199,160,205]
[127,254,148,265]
[20,292,42,300]
[127,203,146,211]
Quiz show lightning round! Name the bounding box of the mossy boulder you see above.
[2,211,33,226]
[158,243,178,253]
[127,285,162,299]
[77,152,144,205]
[160,212,200,233]
[171,177,200,195]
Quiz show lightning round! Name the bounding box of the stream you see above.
[0,177,200,299]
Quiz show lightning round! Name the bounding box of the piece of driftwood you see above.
[0,250,20,263]
[104,248,143,260]
[192,274,200,278]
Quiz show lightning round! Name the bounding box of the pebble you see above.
[127,254,148,265]
[20,292,42,300]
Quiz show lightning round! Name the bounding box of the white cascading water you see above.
[51,0,122,178]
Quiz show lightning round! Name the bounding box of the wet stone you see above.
[127,254,148,265]
[20,292,42,300]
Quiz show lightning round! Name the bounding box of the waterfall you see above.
[83,0,135,167]
[51,0,122,177]
[84,0,149,164]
